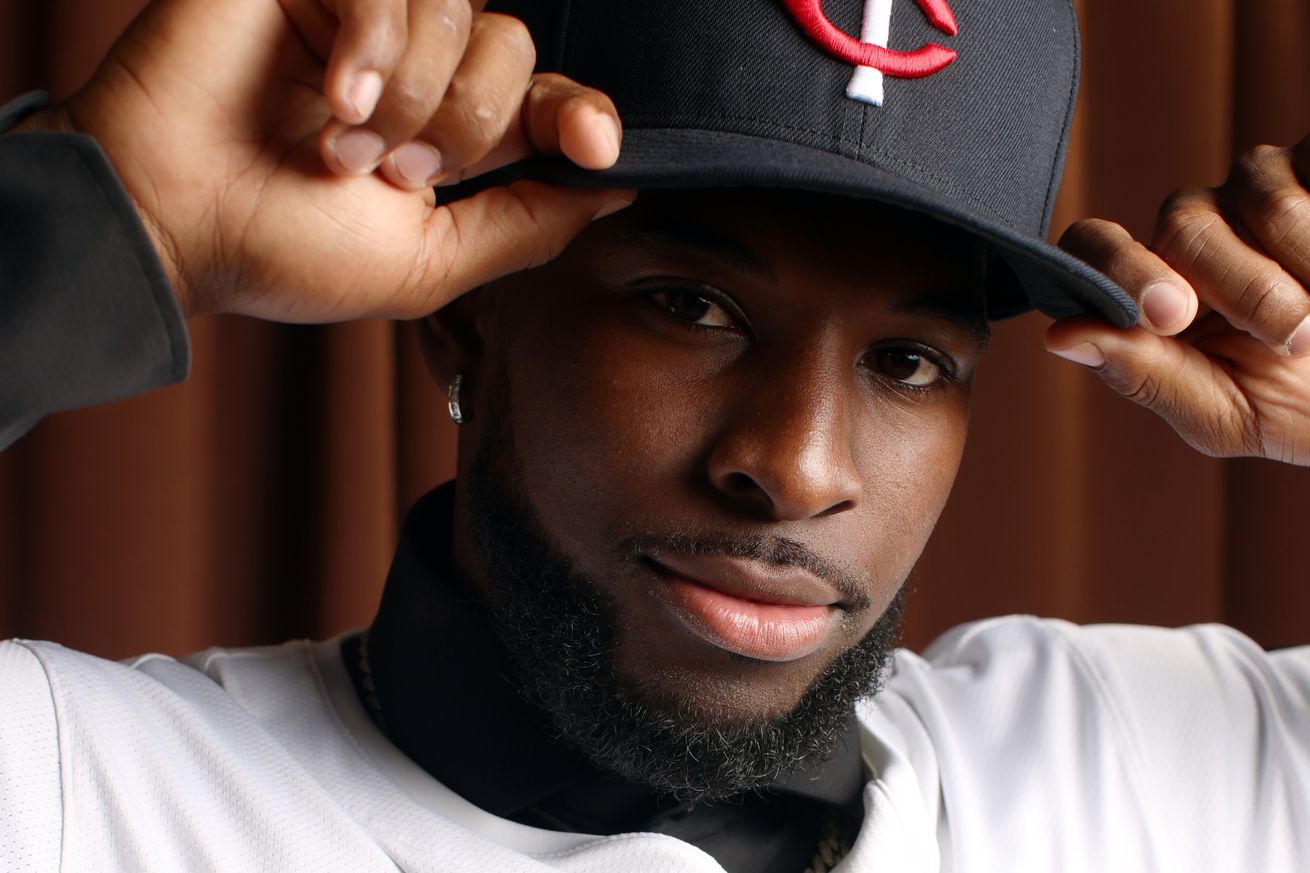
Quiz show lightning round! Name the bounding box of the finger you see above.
[1059,217,1198,335]
[359,0,474,184]
[435,74,623,186]
[1044,316,1258,458]
[322,0,409,126]
[379,12,536,188]
[1153,186,1310,356]
[521,74,623,171]
[1221,145,1310,286]
[396,182,636,317]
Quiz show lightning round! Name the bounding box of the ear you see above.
[416,285,499,387]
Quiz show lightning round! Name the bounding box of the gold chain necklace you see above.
[353,632,852,872]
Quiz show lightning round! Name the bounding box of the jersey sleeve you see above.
[897,617,1310,872]
[0,640,64,872]
[0,92,190,451]
[1069,621,1310,870]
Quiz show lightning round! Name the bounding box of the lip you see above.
[645,553,842,662]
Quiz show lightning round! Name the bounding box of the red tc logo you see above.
[781,0,958,81]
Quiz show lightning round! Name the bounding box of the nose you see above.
[706,359,863,521]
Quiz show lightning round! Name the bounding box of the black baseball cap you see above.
[471,0,1138,327]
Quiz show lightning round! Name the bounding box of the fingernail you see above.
[598,112,621,162]
[1048,343,1107,369]
[1288,315,1310,357]
[391,142,443,186]
[332,128,386,174]
[593,194,636,222]
[347,71,384,123]
[1140,281,1189,332]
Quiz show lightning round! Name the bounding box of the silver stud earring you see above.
[448,374,465,425]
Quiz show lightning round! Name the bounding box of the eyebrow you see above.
[892,295,993,349]
[610,220,992,347]
[609,224,777,283]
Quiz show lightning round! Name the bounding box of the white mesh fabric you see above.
[0,641,63,873]
[2,619,1308,872]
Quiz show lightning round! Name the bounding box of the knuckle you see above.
[527,72,575,102]
[1226,145,1281,189]
[1153,204,1220,270]
[1157,185,1209,224]
[1059,219,1139,275]
[355,4,407,55]
[475,13,537,68]
[441,85,505,159]
[1060,217,1120,253]
[458,107,503,156]
[385,75,435,121]
[435,0,473,40]
[1255,188,1310,250]
[1244,143,1285,171]
[1237,147,1265,174]
[1229,268,1290,332]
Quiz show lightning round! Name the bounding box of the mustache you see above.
[621,530,873,611]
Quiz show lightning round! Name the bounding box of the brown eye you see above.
[649,289,736,329]
[871,349,943,387]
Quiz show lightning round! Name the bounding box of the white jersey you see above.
[1,616,1307,872]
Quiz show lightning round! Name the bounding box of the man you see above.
[1,0,1307,871]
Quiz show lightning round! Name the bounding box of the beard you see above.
[466,413,907,801]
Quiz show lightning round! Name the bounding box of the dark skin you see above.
[425,190,991,722]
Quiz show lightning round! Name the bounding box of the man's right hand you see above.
[17,0,632,321]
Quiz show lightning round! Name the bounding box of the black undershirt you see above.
[347,485,867,872]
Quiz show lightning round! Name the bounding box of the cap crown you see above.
[494,0,1081,238]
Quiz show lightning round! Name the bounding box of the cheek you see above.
[494,306,716,557]
[868,402,967,510]
[850,401,968,596]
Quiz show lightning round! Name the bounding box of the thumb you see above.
[1044,316,1254,457]
[408,181,636,315]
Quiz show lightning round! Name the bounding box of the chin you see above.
[613,635,856,726]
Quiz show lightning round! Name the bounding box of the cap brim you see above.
[454,128,1138,328]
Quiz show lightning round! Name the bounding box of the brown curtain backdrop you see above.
[1,0,1307,661]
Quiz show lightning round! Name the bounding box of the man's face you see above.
[445,189,988,779]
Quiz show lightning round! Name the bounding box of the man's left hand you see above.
[1049,136,1310,466]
